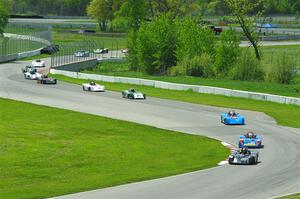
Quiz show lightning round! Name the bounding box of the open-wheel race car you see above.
[122,88,146,99]
[82,81,105,92]
[37,76,57,84]
[24,68,43,80]
[221,111,245,125]
[93,48,109,54]
[74,51,90,57]
[228,148,259,165]
[31,59,46,68]
[239,131,263,148]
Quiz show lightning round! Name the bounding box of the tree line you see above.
[4,0,300,16]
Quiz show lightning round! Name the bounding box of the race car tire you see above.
[224,119,227,125]
[54,79,57,84]
[143,94,146,99]
[88,87,91,91]
[129,94,134,99]
[82,86,85,91]
[249,157,255,165]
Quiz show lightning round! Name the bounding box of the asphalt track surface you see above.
[1,59,300,199]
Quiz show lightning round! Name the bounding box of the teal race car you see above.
[122,88,146,99]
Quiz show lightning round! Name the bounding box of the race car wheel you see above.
[129,94,134,99]
[82,86,85,91]
[249,157,255,165]
[143,94,146,99]
[88,87,91,91]
[224,119,227,125]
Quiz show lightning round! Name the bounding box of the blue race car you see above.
[239,131,263,148]
[221,111,245,125]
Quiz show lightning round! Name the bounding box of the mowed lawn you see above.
[0,98,228,199]
[51,74,300,128]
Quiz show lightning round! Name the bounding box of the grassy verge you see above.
[279,193,300,199]
[0,98,228,199]
[19,54,51,61]
[51,74,300,128]
[52,30,127,49]
[83,61,300,98]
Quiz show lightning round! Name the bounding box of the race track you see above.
[1,59,300,199]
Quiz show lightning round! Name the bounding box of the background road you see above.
[0,59,299,199]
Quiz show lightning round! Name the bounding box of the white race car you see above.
[24,69,43,80]
[32,60,46,68]
[82,82,105,92]
[93,48,108,54]
[74,51,90,57]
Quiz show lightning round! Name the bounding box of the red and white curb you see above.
[218,142,238,166]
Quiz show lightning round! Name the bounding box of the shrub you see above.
[214,28,240,77]
[268,51,297,84]
[136,14,177,75]
[176,18,216,63]
[170,54,214,77]
[230,50,264,81]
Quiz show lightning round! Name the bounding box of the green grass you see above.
[19,54,51,61]
[279,193,300,199]
[0,98,228,199]
[52,30,127,49]
[83,61,300,98]
[51,74,300,128]
[0,37,45,56]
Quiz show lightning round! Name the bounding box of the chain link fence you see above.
[262,49,300,76]
[51,39,124,68]
[0,23,51,62]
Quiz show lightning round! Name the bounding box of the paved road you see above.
[1,59,300,199]
[240,40,300,47]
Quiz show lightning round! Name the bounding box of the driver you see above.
[247,132,254,138]
[90,81,95,85]
[240,148,250,155]
[228,111,236,117]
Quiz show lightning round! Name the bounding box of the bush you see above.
[169,64,187,76]
[136,14,177,75]
[268,52,297,84]
[176,18,216,63]
[230,50,264,81]
[170,54,213,77]
[214,28,240,77]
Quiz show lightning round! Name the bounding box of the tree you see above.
[87,0,115,31]
[0,0,9,36]
[147,0,200,19]
[214,28,240,76]
[176,18,216,62]
[226,0,266,60]
[136,14,177,74]
[116,0,148,69]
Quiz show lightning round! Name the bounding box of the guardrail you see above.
[0,48,42,62]
[50,69,300,106]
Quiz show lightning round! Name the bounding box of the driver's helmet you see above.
[90,81,95,85]
[130,88,136,92]
[240,148,248,154]
[228,111,235,116]
[247,132,254,138]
